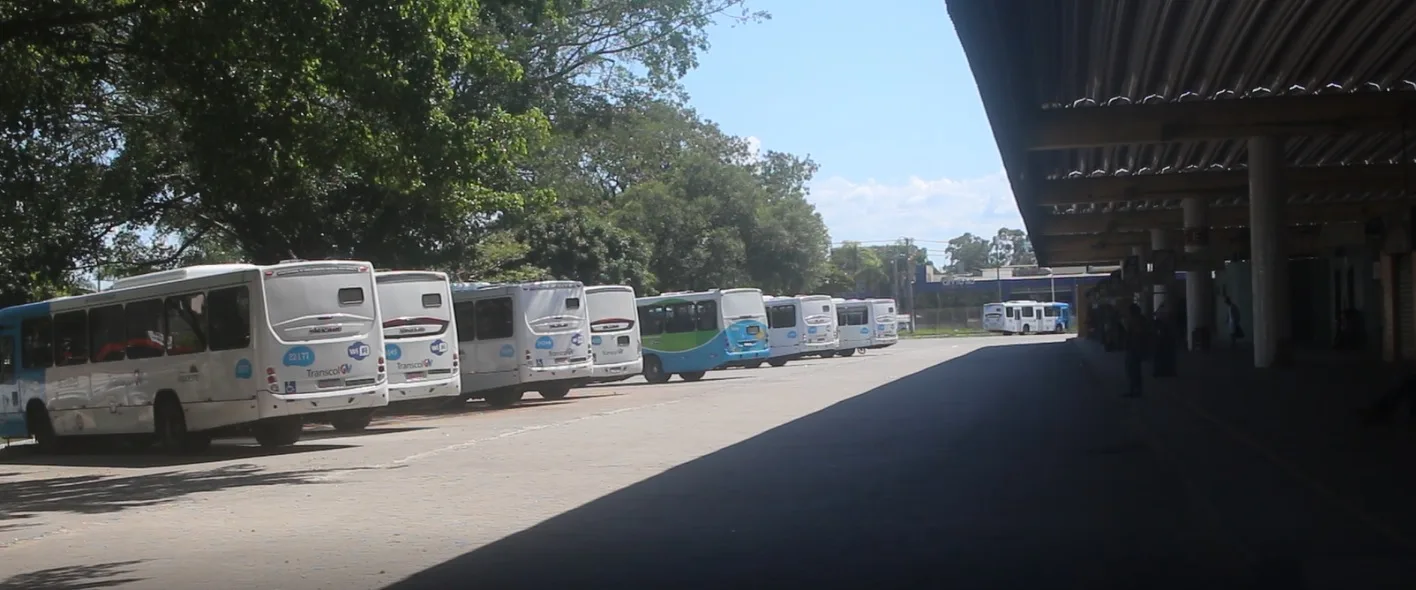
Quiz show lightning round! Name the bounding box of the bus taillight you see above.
[377,356,385,373]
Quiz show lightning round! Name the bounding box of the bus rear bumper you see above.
[259,383,390,420]
[719,348,771,368]
[591,358,643,382]
[388,376,462,404]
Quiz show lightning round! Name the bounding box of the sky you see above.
[678,0,1025,264]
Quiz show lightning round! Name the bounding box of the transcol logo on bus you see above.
[396,359,433,371]
[430,339,449,356]
[347,342,371,361]
[307,364,353,378]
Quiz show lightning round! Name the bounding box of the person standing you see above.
[1151,301,1177,378]
[1223,290,1244,348]
[1122,303,1149,397]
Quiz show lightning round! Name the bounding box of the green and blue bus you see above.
[635,288,770,383]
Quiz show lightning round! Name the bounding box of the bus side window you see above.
[0,336,14,384]
[453,301,476,342]
[21,316,53,369]
[665,302,696,334]
[695,300,718,332]
[89,305,127,363]
[768,305,796,329]
[125,299,166,360]
[638,305,664,336]
[474,297,513,340]
[209,286,252,351]
[52,310,88,366]
[165,292,208,356]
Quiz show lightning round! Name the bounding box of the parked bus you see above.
[757,295,839,367]
[833,298,873,356]
[352,270,462,424]
[585,285,643,383]
[0,260,390,452]
[982,300,1070,334]
[451,281,593,407]
[869,298,900,348]
[635,288,770,383]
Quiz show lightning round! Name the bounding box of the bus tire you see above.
[745,361,763,369]
[1022,325,1031,334]
[26,402,66,454]
[821,350,835,358]
[840,349,856,357]
[155,394,211,454]
[484,389,523,408]
[329,408,375,432]
[538,385,572,401]
[254,416,303,448]
[768,359,788,368]
[679,371,706,382]
[643,357,670,384]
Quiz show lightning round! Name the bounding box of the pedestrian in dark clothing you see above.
[1122,303,1149,397]
[1223,291,1244,347]
[1151,302,1177,378]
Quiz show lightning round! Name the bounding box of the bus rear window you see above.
[565,297,581,310]
[338,288,365,305]
[422,293,443,308]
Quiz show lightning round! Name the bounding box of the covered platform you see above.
[946,0,1416,368]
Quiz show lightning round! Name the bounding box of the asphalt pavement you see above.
[3,336,1405,589]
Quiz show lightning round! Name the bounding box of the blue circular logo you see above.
[234,359,253,379]
[283,346,315,367]
[859,327,869,334]
[385,343,403,361]
[786,330,798,339]
[534,336,555,350]
[499,343,516,357]
[808,326,817,335]
[592,335,603,346]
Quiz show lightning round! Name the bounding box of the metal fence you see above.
[907,307,986,332]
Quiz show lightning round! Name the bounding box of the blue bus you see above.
[634,288,771,383]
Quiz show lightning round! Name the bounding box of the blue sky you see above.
[679,0,1026,263]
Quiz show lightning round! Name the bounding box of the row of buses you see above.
[0,259,899,454]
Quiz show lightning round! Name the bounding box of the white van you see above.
[758,294,839,367]
[0,260,389,452]
[451,281,593,407]
[833,298,873,357]
[585,285,643,382]
[869,298,899,348]
[366,271,460,413]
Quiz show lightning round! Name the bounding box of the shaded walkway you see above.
[387,341,1259,589]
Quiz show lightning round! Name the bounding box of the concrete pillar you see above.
[1248,136,1290,368]
[1182,198,1214,351]
[1150,228,1174,312]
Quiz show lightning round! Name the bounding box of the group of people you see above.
[1087,298,1187,397]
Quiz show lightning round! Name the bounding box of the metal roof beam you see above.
[1038,163,1416,206]
[1037,200,1404,235]
[1026,92,1416,151]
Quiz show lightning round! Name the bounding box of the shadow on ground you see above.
[383,341,1244,589]
[0,462,365,518]
[0,560,145,590]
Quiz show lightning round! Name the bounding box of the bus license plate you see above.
[317,378,342,389]
[746,326,760,335]
[405,371,426,380]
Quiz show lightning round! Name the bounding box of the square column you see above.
[1182,198,1214,351]
[1150,228,1175,312]
[1248,136,1291,368]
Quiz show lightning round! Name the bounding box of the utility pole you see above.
[903,237,916,334]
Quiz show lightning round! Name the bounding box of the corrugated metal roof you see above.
[948,0,1416,262]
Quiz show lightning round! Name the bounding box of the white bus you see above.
[451,280,593,407]
[983,300,1069,334]
[0,260,390,452]
[586,285,643,383]
[833,298,873,356]
[869,298,900,348]
[363,271,460,418]
[758,295,839,367]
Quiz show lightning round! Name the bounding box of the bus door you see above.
[0,332,22,438]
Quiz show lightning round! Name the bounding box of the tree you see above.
[944,233,990,275]
[990,228,1034,267]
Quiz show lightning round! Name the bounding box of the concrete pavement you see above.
[3,336,1403,589]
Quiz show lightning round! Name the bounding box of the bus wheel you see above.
[679,371,706,382]
[745,361,763,369]
[484,389,523,408]
[1022,325,1032,334]
[840,349,856,357]
[821,351,836,358]
[26,403,66,454]
[643,357,670,384]
[155,395,211,454]
[538,385,572,401]
[329,408,375,432]
[254,417,303,448]
[768,359,788,368]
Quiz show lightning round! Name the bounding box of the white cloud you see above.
[806,170,1026,264]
